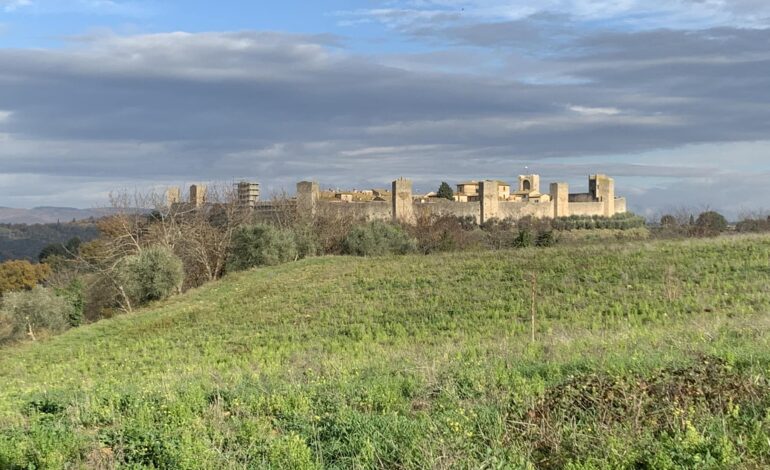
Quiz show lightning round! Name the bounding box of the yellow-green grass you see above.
[2,235,770,468]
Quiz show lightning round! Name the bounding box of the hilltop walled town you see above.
[167,174,627,224]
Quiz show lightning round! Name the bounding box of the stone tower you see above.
[479,180,500,223]
[166,187,181,207]
[189,184,207,208]
[392,178,416,224]
[296,181,320,219]
[550,182,570,218]
[590,174,615,217]
[518,175,540,194]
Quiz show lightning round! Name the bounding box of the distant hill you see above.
[0,206,114,224]
[0,221,100,262]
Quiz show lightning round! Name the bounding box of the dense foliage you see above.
[343,221,417,256]
[0,260,51,296]
[436,182,454,200]
[0,236,769,467]
[695,211,729,237]
[0,286,74,342]
[116,247,184,307]
[38,236,82,262]
[551,212,647,230]
[736,216,770,233]
[227,223,300,270]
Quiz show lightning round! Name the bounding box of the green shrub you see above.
[228,224,299,271]
[117,246,184,306]
[0,286,73,341]
[343,221,417,256]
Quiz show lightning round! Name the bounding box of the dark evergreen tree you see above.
[436,182,454,200]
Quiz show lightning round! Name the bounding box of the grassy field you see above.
[1,235,770,468]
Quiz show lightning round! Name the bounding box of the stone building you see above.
[297,173,626,224]
[236,181,260,208]
[189,184,207,208]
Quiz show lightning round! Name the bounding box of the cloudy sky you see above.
[1,0,769,217]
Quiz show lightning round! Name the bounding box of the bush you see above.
[660,214,678,227]
[735,216,770,233]
[481,219,518,250]
[228,224,299,271]
[54,279,85,327]
[117,247,184,306]
[552,213,646,231]
[694,211,728,237]
[535,230,557,247]
[408,215,481,254]
[0,286,74,342]
[343,221,417,256]
[291,223,321,259]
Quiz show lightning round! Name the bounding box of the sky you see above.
[1,0,769,217]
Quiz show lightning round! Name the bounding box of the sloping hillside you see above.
[1,236,770,468]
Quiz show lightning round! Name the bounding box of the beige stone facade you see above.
[296,174,627,224]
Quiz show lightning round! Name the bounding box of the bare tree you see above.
[172,184,253,288]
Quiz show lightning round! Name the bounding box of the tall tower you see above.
[518,175,540,194]
[480,180,500,223]
[296,181,320,219]
[166,187,181,207]
[392,178,416,224]
[550,182,570,218]
[189,184,207,208]
[590,174,615,216]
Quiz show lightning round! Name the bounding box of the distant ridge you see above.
[0,207,115,224]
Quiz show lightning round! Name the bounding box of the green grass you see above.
[2,235,770,468]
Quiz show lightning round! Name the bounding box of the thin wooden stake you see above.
[26,317,36,341]
[530,272,537,343]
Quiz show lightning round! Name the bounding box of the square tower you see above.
[392,178,416,224]
[166,187,181,207]
[190,184,207,208]
[589,174,615,216]
[518,175,540,194]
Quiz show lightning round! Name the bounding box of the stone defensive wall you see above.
[296,175,627,224]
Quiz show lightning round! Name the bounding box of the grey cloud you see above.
[0,26,769,214]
